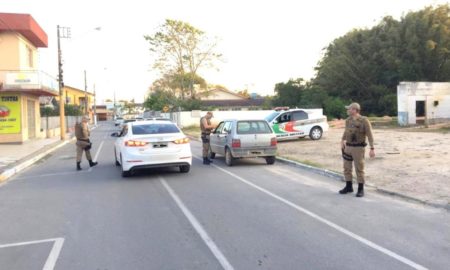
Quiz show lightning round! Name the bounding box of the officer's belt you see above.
[77,139,90,142]
[346,142,367,147]
[201,132,211,135]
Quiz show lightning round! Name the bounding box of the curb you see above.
[185,132,449,211]
[276,156,450,211]
[0,136,76,184]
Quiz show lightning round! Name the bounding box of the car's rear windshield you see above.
[237,121,272,134]
[132,123,180,135]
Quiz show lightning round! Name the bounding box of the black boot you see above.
[203,158,211,165]
[339,181,353,194]
[77,162,82,171]
[89,160,98,167]
[356,183,364,197]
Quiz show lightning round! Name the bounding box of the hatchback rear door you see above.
[236,120,274,148]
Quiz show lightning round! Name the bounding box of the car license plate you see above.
[250,151,262,155]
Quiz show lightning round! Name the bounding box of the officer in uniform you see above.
[339,103,375,197]
[75,115,98,170]
[200,111,215,165]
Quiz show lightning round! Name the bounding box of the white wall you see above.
[397,82,450,125]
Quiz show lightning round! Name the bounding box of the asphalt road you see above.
[0,123,449,270]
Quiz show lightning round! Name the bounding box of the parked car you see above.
[111,120,192,177]
[209,119,277,166]
[114,117,124,126]
[264,108,329,141]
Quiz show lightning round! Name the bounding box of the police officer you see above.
[75,115,98,170]
[339,103,375,197]
[200,111,215,165]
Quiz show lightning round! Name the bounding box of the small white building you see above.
[397,82,450,126]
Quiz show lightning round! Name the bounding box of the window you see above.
[27,46,33,68]
[214,122,225,133]
[277,113,291,123]
[237,121,272,134]
[222,121,233,134]
[132,123,180,135]
[292,111,308,121]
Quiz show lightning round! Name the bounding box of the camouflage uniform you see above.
[200,116,212,158]
[341,116,374,184]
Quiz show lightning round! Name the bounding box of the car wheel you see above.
[179,165,190,173]
[265,156,276,165]
[114,149,120,166]
[225,148,234,166]
[120,156,131,177]
[309,126,323,140]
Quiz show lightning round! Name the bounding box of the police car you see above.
[264,108,329,140]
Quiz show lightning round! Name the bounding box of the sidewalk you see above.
[0,135,74,183]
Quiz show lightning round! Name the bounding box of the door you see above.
[416,101,425,124]
[210,122,225,154]
[27,100,36,139]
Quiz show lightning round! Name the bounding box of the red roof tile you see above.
[0,13,48,47]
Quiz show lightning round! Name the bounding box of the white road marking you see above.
[0,237,65,270]
[194,156,428,270]
[88,140,104,172]
[160,177,235,270]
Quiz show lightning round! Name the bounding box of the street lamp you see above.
[57,25,71,140]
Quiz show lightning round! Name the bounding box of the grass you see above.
[182,125,201,137]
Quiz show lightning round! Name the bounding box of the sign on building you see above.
[0,94,21,134]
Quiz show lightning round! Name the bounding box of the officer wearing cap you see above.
[200,111,215,165]
[339,103,375,197]
[75,115,98,170]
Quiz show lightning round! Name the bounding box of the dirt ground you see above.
[277,121,450,207]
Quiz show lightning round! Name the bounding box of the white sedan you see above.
[112,120,192,177]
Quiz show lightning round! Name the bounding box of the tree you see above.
[272,78,305,107]
[144,89,176,111]
[144,19,222,99]
[312,4,450,116]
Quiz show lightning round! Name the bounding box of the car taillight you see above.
[231,139,241,148]
[125,140,148,147]
[173,137,190,144]
[271,137,277,146]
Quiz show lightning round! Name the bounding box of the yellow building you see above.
[54,85,95,121]
[0,13,58,143]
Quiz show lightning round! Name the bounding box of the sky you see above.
[1,0,448,103]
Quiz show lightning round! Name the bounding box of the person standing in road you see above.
[339,103,375,197]
[75,115,98,170]
[200,111,215,165]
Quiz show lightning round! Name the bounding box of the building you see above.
[397,82,450,126]
[0,13,58,143]
[199,88,265,110]
[93,105,113,121]
[54,85,95,121]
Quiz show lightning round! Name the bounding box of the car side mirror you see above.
[111,132,119,137]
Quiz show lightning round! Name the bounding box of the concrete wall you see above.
[0,33,20,70]
[397,82,450,126]
[0,32,37,70]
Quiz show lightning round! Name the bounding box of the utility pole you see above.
[57,25,71,140]
[93,84,97,125]
[84,70,88,116]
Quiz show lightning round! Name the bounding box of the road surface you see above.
[0,123,449,270]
